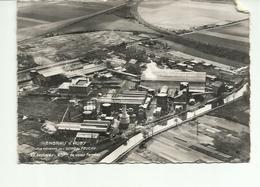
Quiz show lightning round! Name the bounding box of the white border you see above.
[0,1,259,187]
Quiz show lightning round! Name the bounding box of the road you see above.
[99,83,248,163]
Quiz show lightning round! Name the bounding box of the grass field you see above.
[138,0,249,31]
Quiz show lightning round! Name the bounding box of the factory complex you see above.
[17,24,248,164]
[20,39,245,145]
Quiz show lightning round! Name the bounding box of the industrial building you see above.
[98,90,148,111]
[30,66,68,86]
[211,81,225,96]
[57,120,112,135]
[141,70,206,93]
[65,64,107,79]
[58,82,71,94]
[156,93,168,111]
[30,64,106,86]
[75,132,99,143]
[69,78,92,95]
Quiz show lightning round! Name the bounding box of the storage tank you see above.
[156,93,168,111]
[137,108,146,123]
[83,110,93,120]
[130,114,137,123]
[101,103,112,116]
[83,104,96,112]
[83,103,97,119]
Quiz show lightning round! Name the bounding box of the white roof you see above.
[76,132,99,139]
[58,82,70,89]
[142,71,206,83]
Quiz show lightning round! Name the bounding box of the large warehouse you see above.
[141,70,206,93]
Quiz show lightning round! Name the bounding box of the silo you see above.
[156,93,168,111]
[119,105,130,130]
[82,110,93,120]
[101,103,112,116]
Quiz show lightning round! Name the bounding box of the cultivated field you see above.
[210,20,249,38]
[138,0,248,32]
[58,13,157,34]
[18,1,112,23]
[17,1,115,29]
[209,96,250,126]
[183,20,250,53]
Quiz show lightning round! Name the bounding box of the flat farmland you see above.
[183,21,250,53]
[18,18,43,29]
[58,13,157,34]
[138,0,249,31]
[209,20,249,38]
[18,1,113,23]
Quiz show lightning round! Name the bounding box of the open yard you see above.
[18,31,134,63]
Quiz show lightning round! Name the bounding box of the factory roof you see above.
[38,66,65,77]
[82,120,111,127]
[121,90,147,95]
[189,86,206,93]
[99,98,144,105]
[141,71,206,83]
[76,132,99,139]
[99,90,147,105]
[66,64,106,78]
[58,82,70,90]
[57,122,109,133]
[70,78,91,87]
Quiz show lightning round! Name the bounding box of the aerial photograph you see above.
[17,0,250,164]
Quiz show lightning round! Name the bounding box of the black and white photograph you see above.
[17,0,251,164]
